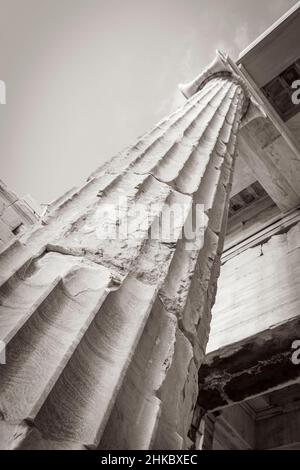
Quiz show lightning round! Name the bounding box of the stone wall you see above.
[0,180,41,248]
[0,73,246,449]
[207,219,300,353]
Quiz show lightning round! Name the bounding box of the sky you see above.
[0,0,298,204]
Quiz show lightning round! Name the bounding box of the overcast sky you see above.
[0,0,298,203]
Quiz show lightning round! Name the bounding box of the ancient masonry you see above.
[0,180,41,246]
[0,52,258,449]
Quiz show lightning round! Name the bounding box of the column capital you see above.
[179,50,265,123]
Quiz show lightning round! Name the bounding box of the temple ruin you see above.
[0,4,300,451]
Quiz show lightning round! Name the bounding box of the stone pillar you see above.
[201,412,220,450]
[0,52,249,450]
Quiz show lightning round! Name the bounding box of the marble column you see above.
[0,52,250,450]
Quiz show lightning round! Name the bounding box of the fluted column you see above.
[0,52,250,450]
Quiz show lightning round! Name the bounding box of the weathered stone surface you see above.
[0,180,41,247]
[196,222,300,413]
[198,312,300,411]
[208,220,300,353]
[0,60,247,449]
